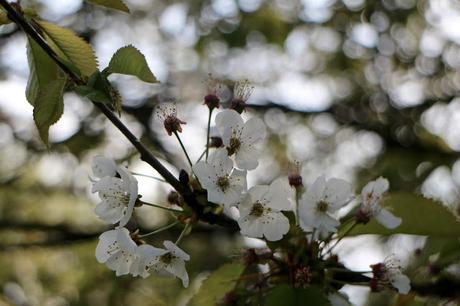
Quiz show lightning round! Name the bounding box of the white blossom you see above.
[151,241,190,287]
[371,257,411,294]
[357,177,401,229]
[238,179,292,241]
[95,227,138,276]
[91,157,138,226]
[298,176,353,237]
[215,109,266,170]
[193,149,247,208]
[130,244,168,278]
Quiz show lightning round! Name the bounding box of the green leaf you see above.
[33,78,67,145]
[36,21,98,77]
[84,0,130,13]
[265,285,329,306]
[107,45,157,83]
[74,85,111,104]
[26,38,62,106]
[417,237,460,266]
[348,192,460,237]
[188,262,245,306]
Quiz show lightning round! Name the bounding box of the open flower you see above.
[370,257,411,294]
[91,157,138,226]
[95,227,138,276]
[130,244,168,278]
[193,149,247,208]
[156,103,186,136]
[238,179,292,241]
[215,109,266,170]
[356,177,401,229]
[150,241,190,287]
[298,176,353,238]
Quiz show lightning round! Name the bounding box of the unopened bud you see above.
[210,136,224,148]
[204,94,220,110]
[288,174,303,188]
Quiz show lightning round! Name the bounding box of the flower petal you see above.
[164,241,190,261]
[215,109,244,145]
[92,156,117,178]
[375,209,402,229]
[391,273,411,294]
[95,229,118,263]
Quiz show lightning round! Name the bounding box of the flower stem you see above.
[175,222,192,245]
[139,221,180,238]
[173,131,193,169]
[325,221,357,255]
[139,201,183,213]
[131,172,167,183]
[196,149,206,163]
[205,109,213,162]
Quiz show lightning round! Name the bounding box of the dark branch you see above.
[0,0,237,228]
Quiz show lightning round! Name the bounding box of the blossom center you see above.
[227,136,241,155]
[317,200,329,213]
[217,176,230,191]
[160,253,173,264]
[250,201,265,217]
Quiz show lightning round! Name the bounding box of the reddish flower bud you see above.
[230,80,254,114]
[210,136,224,148]
[156,103,186,136]
[355,208,371,225]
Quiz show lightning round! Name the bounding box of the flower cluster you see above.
[91,156,190,286]
[89,79,410,298]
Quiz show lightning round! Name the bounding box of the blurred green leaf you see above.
[37,21,98,77]
[348,193,460,237]
[84,0,130,13]
[265,285,329,306]
[188,262,245,306]
[107,45,157,83]
[33,78,67,145]
[26,38,62,106]
[0,8,11,25]
[416,237,460,266]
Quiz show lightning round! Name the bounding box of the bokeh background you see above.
[1,0,460,305]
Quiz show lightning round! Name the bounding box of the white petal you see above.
[164,241,190,261]
[307,176,327,203]
[375,209,401,229]
[117,167,139,227]
[263,212,290,241]
[95,229,118,263]
[92,176,124,194]
[95,200,124,224]
[240,117,266,144]
[361,177,389,205]
[193,161,216,188]
[298,204,316,232]
[391,273,411,294]
[92,156,117,178]
[239,215,264,238]
[215,109,244,143]
[116,227,137,254]
[324,178,352,210]
[165,258,189,287]
[234,148,259,170]
[209,149,234,176]
[229,169,247,190]
[131,244,167,278]
[248,185,269,203]
[265,178,293,211]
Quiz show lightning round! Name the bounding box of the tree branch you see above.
[0,0,237,229]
